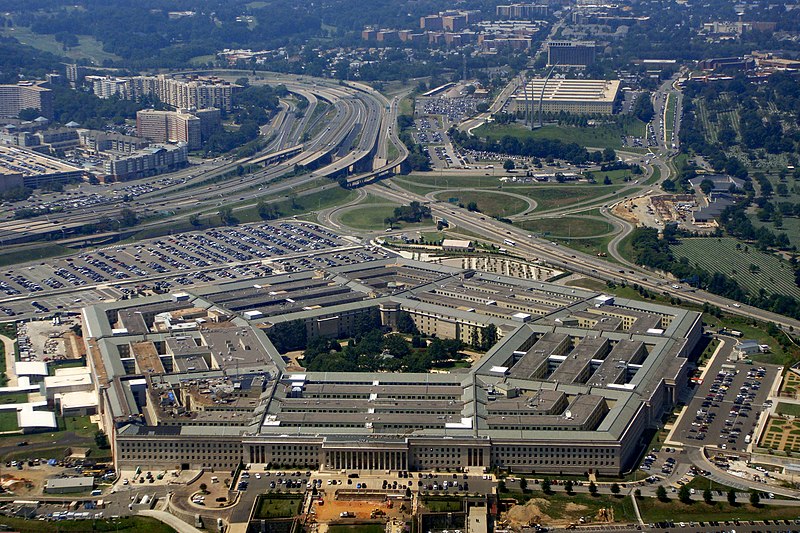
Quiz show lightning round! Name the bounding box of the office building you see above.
[103,143,188,180]
[136,108,220,150]
[510,78,621,115]
[0,81,53,119]
[83,253,701,476]
[547,41,597,67]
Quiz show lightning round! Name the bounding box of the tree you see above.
[610,483,621,497]
[218,206,234,225]
[634,488,641,499]
[588,481,597,496]
[727,487,737,505]
[602,147,616,162]
[678,484,692,504]
[519,477,528,491]
[199,483,208,494]
[703,487,713,504]
[603,175,612,185]
[503,159,515,172]
[94,430,109,449]
[541,478,551,494]
[18,108,40,121]
[466,201,479,212]
[119,207,138,228]
[749,489,760,507]
[700,179,715,195]
[656,485,668,502]
[189,213,201,226]
[564,480,574,494]
[480,324,498,351]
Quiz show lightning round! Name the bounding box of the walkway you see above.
[0,335,17,387]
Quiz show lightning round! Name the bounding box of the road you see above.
[364,181,800,331]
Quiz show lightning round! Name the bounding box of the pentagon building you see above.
[82,254,701,476]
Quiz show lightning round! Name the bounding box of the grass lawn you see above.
[517,216,614,238]
[421,496,463,512]
[0,411,19,432]
[474,120,645,150]
[2,26,122,64]
[189,54,217,66]
[776,402,800,417]
[0,243,73,268]
[672,237,800,299]
[0,516,174,533]
[548,234,618,262]
[434,191,528,217]
[340,205,434,231]
[253,494,303,518]
[399,95,415,117]
[131,187,356,241]
[329,526,386,533]
[682,476,737,493]
[0,392,28,405]
[638,498,800,523]
[517,186,622,212]
[585,168,636,184]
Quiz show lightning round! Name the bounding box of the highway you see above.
[0,74,397,245]
[364,181,800,331]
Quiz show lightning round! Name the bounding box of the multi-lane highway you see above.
[365,181,800,331]
[0,74,402,246]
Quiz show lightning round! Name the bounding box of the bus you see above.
[503,239,516,247]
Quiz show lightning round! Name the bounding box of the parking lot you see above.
[0,222,371,318]
[673,339,780,454]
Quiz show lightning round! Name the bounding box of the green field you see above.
[474,119,646,150]
[0,411,19,432]
[253,494,303,519]
[339,204,434,231]
[390,174,622,213]
[2,26,121,64]
[0,243,73,268]
[664,93,677,145]
[0,392,29,405]
[0,516,174,533]
[638,497,800,523]
[776,402,800,417]
[421,496,463,512]
[434,191,528,217]
[672,237,800,299]
[517,216,614,238]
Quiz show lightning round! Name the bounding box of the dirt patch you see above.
[505,498,551,525]
[312,493,409,523]
[564,502,588,513]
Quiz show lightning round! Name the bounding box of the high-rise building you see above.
[65,64,86,85]
[496,3,549,19]
[136,108,220,150]
[0,81,53,119]
[128,75,240,113]
[86,76,129,99]
[547,41,597,67]
[104,143,188,180]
